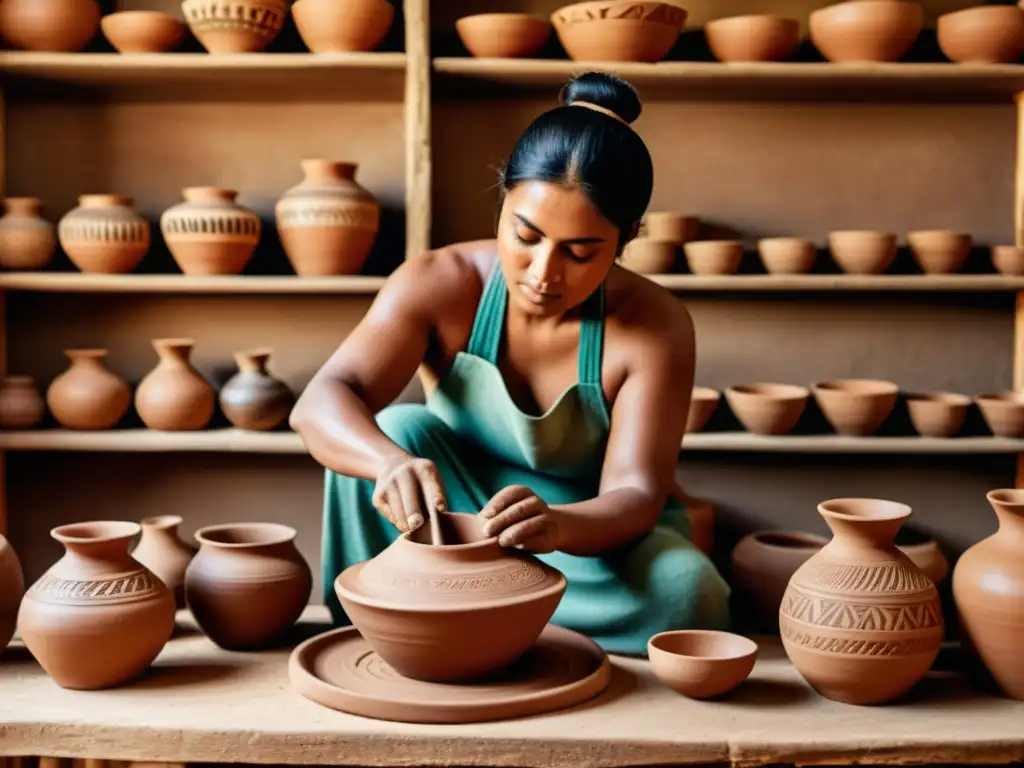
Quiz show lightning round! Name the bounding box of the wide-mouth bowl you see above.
[52,520,141,544]
[811,0,922,21]
[552,0,685,27]
[727,383,810,401]
[685,239,743,252]
[813,378,899,396]
[749,530,828,550]
[818,497,911,522]
[906,392,970,407]
[457,12,548,24]
[828,230,895,242]
[706,13,799,29]
[649,629,758,661]
[194,522,297,548]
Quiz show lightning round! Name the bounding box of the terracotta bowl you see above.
[907,230,971,275]
[725,383,810,435]
[937,6,1024,64]
[686,386,720,433]
[683,240,743,275]
[757,237,816,274]
[812,378,900,436]
[293,0,395,53]
[809,0,923,62]
[455,13,551,58]
[906,392,970,438]
[551,0,687,62]
[643,211,698,243]
[648,630,758,699]
[705,14,801,62]
[101,11,186,53]
[182,0,288,53]
[975,392,1024,438]
[621,238,677,274]
[992,245,1024,276]
[827,230,896,275]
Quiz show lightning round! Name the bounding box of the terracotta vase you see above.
[161,187,261,276]
[779,498,943,705]
[45,349,132,430]
[276,160,380,276]
[292,0,395,53]
[17,521,176,689]
[135,339,215,431]
[0,197,56,270]
[0,534,24,653]
[336,512,567,682]
[57,195,150,274]
[181,0,288,53]
[952,489,1024,699]
[0,375,46,429]
[219,348,293,431]
[131,515,197,609]
[184,522,311,650]
[0,0,100,51]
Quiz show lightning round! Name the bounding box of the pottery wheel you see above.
[288,624,612,724]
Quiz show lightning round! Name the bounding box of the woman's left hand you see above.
[479,485,562,553]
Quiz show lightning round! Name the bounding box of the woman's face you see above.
[496,180,629,317]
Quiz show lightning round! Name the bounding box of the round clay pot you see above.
[779,498,943,705]
[907,230,971,275]
[648,630,758,699]
[219,347,293,431]
[17,520,175,689]
[937,6,1024,64]
[0,375,45,429]
[705,14,801,62]
[181,0,288,53]
[336,511,567,682]
[161,187,260,276]
[992,245,1024,276]
[975,392,1024,438]
[0,0,100,51]
[905,392,969,438]
[456,13,551,58]
[621,239,677,274]
[683,240,743,276]
[686,386,720,433]
[809,0,923,62]
[0,197,56,270]
[293,0,395,53]
[45,349,132,430]
[276,160,381,276]
[0,534,24,653]
[185,522,312,650]
[551,0,687,62]
[812,378,899,436]
[827,230,896,274]
[757,237,816,274]
[101,10,187,53]
[642,212,698,243]
[58,195,150,274]
[135,338,215,431]
[898,538,949,586]
[131,515,197,609]
[725,383,809,436]
[952,489,1024,699]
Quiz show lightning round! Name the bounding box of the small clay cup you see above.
[455,13,551,58]
[812,378,899,436]
[725,383,809,436]
[975,392,1024,438]
[937,6,1024,64]
[686,386,720,433]
[991,245,1024,276]
[621,239,677,274]
[643,212,698,243]
[648,630,758,699]
[101,10,186,52]
[683,240,743,276]
[704,14,800,62]
[906,392,970,438]
[757,237,816,275]
[827,230,896,275]
[907,230,971,275]
[809,0,923,62]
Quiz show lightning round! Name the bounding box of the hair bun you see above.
[559,71,643,125]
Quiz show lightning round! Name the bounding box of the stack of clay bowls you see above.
[455,13,551,57]
[550,0,687,62]
[622,211,698,275]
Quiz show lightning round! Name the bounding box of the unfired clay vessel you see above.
[937,6,1024,64]
[551,0,687,62]
[683,240,743,276]
[17,521,176,689]
[905,392,969,438]
[181,0,288,53]
[131,515,197,609]
[827,230,896,274]
[812,378,899,436]
[0,376,45,429]
[907,230,971,275]
[757,237,816,274]
[686,386,720,433]
[621,239,676,274]
[336,511,567,682]
[101,10,187,53]
[185,522,311,650]
[0,534,24,653]
[725,383,809,435]
[642,212,697,243]
[992,245,1024,276]
[455,13,551,58]
[293,0,395,53]
[809,0,923,62]
[705,14,801,62]
[779,498,943,705]
[0,0,100,51]
[161,188,261,276]
[57,195,150,274]
[135,338,215,431]
[219,348,293,431]
[0,198,56,270]
[975,392,1024,438]
[648,630,758,699]
[45,349,132,430]
[276,161,380,276]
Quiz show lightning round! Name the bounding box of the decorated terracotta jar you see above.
[131,515,197,609]
[219,348,293,431]
[45,349,132,430]
[0,376,46,429]
[181,0,288,53]
[57,195,150,274]
[160,187,261,276]
[0,198,57,270]
[0,0,100,51]
[0,534,24,653]
[135,338,215,431]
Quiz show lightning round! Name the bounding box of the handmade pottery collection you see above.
[57,195,151,274]
[161,188,261,276]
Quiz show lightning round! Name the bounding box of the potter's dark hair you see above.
[498,71,654,247]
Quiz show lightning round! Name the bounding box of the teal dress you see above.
[321,264,730,655]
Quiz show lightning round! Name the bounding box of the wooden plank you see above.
[404,0,432,258]
[1015,91,1024,487]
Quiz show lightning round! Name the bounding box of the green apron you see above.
[321,263,730,655]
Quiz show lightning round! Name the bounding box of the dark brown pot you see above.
[219,348,293,431]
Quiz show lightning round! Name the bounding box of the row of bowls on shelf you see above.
[456,1,1024,64]
[686,380,1024,438]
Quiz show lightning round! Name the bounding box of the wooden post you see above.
[1014,91,1024,487]
[404,0,432,259]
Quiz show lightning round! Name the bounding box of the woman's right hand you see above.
[371,454,448,533]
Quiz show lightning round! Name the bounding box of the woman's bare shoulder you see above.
[604,265,694,349]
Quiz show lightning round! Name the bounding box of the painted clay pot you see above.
[937,6,1024,64]
[45,349,132,430]
[0,376,45,429]
[131,515,197,609]
[184,522,312,650]
[293,0,395,53]
[952,489,1024,699]
[101,10,187,53]
[809,0,923,62]
[181,0,288,53]
[336,511,567,682]
[0,534,24,653]
[276,160,380,276]
[57,195,150,274]
[17,521,175,689]
[779,498,943,705]
[455,13,550,58]
[0,0,100,51]
[161,187,261,276]
[219,348,293,431]
[551,0,687,62]
[135,338,215,431]
[724,383,809,435]
[0,198,56,270]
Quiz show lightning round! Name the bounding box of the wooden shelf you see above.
[0,273,387,294]
[433,59,1024,103]
[682,434,1024,453]
[0,52,408,102]
[651,274,1024,292]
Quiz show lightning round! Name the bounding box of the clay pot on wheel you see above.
[0,534,24,653]
[0,0,100,51]
[46,349,132,430]
[293,0,395,53]
[131,515,197,609]
[161,187,261,276]
[135,338,215,431]
[58,195,150,274]
[0,376,46,429]
[0,198,56,270]
[182,0,288,53]
[219,348,293,431]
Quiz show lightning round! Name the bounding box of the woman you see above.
[291,71,730,655]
